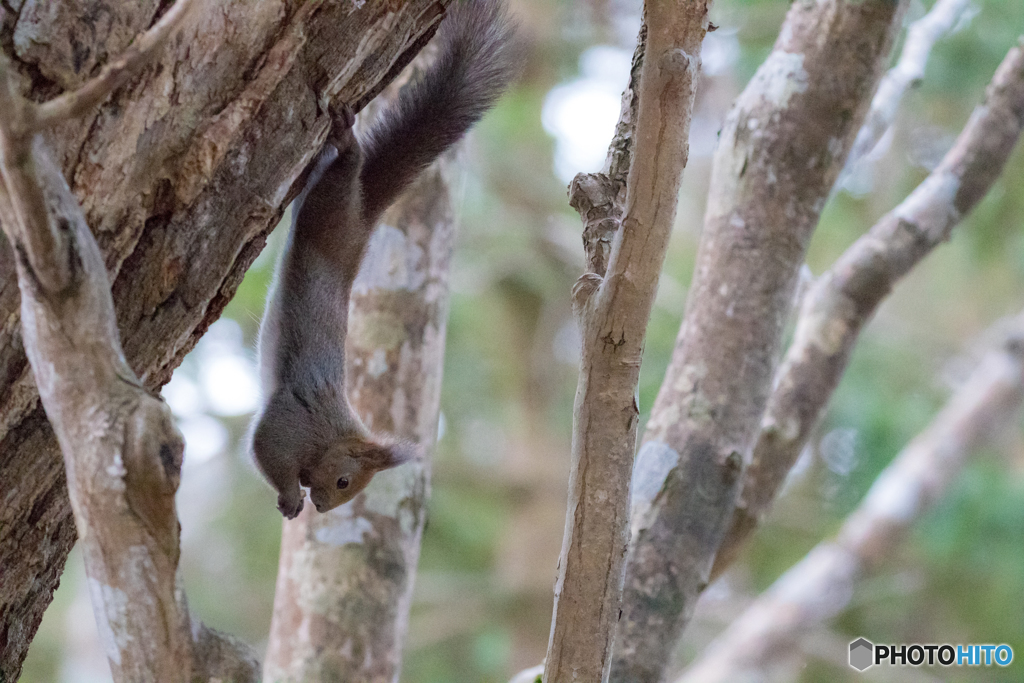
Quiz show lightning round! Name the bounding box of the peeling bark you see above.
[0,1,449,679]
[610,1,909,680]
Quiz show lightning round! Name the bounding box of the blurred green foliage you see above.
[18,0,1024,682]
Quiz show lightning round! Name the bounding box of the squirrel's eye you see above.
[337,477,350,489]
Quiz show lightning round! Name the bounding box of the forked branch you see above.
[610,1,909,679]
[714,37,1024,579]
[0,2,256,680]
[681,309,1024,681]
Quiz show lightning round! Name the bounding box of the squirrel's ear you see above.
[368,441,420,472]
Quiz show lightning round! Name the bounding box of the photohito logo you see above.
[849,638,1013,671]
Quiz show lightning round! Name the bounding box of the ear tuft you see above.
[371,440,420,471]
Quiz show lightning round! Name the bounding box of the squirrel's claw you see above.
[278,494,304,519]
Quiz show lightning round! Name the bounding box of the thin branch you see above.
[609,0,910,679]
[31,0,197,129]
[840,0,973,185]
[679,310,1024,682]
[509,21,645,683]
[0,54,71,292]
[713,37,1024,579]
[544,1,710,680]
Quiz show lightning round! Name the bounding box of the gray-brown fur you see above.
[251,0,518,518]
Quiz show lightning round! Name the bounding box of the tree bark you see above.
[543,2,710,681]
[0,3,260,678]
[610,1,909,680]
[0,1,448,679]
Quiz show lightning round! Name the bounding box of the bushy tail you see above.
[359,0,519,224]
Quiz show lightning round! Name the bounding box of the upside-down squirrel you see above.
[250,0,517,518]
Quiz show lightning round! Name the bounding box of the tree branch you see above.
[31,0,198,130]
[0,6,261,673]
[679,309,1024,681]
[545,2,710,681]
[610,1,910,680]
[839,0,973,185]
[714,37,1024,579]
[16,197,189,676]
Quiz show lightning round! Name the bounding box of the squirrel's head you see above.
[302,437,418,513]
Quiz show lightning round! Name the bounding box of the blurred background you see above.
[19,0,1024,681]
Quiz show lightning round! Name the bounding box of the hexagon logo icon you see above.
[849,638,874,671]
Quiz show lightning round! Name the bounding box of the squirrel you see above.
[250,0,518,519]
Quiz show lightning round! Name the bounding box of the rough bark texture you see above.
[0,5,260,676]
[544,2,710,681]
[2,135,195,683]
[610,1,909,681]
[681,309,1024,682]
[566,21,645,277]
[0,1,449,679]
[713,38,1024,578]
[262,63,456,677]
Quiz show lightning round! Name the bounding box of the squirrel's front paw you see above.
[278,493,304,520]
[327,104,356,149]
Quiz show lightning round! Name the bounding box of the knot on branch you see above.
[572,272,602,321]
[569,172,624,276]
[123,396,185,559]
[659,48,698,81]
